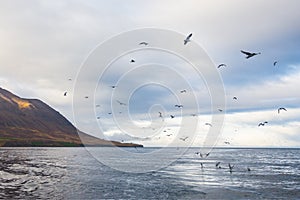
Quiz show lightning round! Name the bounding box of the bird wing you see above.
[187,33,192,40]
[241,50,252,56]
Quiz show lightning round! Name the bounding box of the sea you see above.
[0,147,299,199]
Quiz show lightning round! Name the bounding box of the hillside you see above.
[0,87,142,147]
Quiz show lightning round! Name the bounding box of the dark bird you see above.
[130,59,135,63]
[217,63,227,68]
[180,89,187,93]
[241,50,261,59]
[184,33,192,45]
[200,162,204,169]
[85,96,89,99]
[205,123,212,127]
[139,42,148,45]
[273,61,278,66]
[179,136,188,141]
[205,153,210,158]
[158,112,163,118]
[116,100,126,106]
[233,96,238,100]
[278,107,287,114]
[218,109,223,112]
[228,163,234,173]
[108,112,112,115]
[170,115,175,119]
[247,167,251,171]
[110,85,117,89]
[64,92,67,96]
[224,141,230,145]
[166,134,173,137]
[216,162,221,168]
[258,122,268,127]
[175,105,183,108]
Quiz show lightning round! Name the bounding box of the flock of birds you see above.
[63,32,289,173]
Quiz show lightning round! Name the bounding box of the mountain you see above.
[0,87,142,147]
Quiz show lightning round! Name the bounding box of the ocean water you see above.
[0,147,299,199]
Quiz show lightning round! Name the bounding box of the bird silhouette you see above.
[170,115,175,119]
[228,163,234,173]
[205,123,212,127]
[278,107,287,114]
[85,96,89,99]
[273,61,278,66]
[224,141,230,145]
[218,109,223,112]
[110,85,117,89]
[218,63,227,68]
[64,92,67,96]
[180,89,187,93]
[175,105,183,108]
[130,59,135,63]
[158,112,163,118]
[139,42,148,46]
[258,121,268,127]
[233,96,238,100]
[216,162,221,168]
[116,100,126,106]
[166,134,172,137]
[179,136,188,141]
[241,50,261,59]
[184,33,192,45]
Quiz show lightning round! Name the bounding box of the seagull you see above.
[166,134,173,137]
[205,123,212,127]
[130,59,135,63]
[216,162,221,168]
[116,100,126,106]
[108,112,112,115]
[228,163,234,173]
[175,105,183,108]
[218,63,227,68]
[258,121,268,127]
[139,42,148,46]
[199,152,209,158]
[233,96,238,100]
[85,96,89,99]
[170,115,175,119]
[218,109,223,112]
[184,33,192,45]
[278,107,287,114]
[241,50,261,59]
[179,136,188,141]
[224,141,230,145]
[158,112,163,118]
[247,167,251,171]
[180,90,187,93]
[200,162,204,169]
[273,61,278,66]
[110,85,117,89]
[63,92,67,96]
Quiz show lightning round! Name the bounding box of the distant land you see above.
[0,87,142,147]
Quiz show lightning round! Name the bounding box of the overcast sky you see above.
[0,0,299,147]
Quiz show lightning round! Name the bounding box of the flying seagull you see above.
[216,162,221,168]
[158,112,163,118]
[273,61,278,66]
[116,100,126,106]
[241,50,261,59]
[180,89,187,93]
[224,141,230,145]
[139,42,148,46]
[175,105,183,108]
[228,163,234,173]
[233,96,238,100]
[258,121,268,127]
[130,59,135,63]
[184,33,192,45]
[170,115,175,119]
[278,107,287,114]
[85,96,89,99]
[64,92,67,96]
[205,123,212,127]
[110,85,117,89]
[218,109,223,112]
[166,134,173,137]
[217,63,227,68]
[179,136,188,141]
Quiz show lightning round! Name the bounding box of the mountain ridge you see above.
[0,87,142,147]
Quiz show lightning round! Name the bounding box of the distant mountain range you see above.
[0,87,142,147]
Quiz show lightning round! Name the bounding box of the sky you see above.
[0,0,299,147]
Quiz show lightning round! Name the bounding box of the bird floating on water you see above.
[184,33,192,45]
[241,50,261,59]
